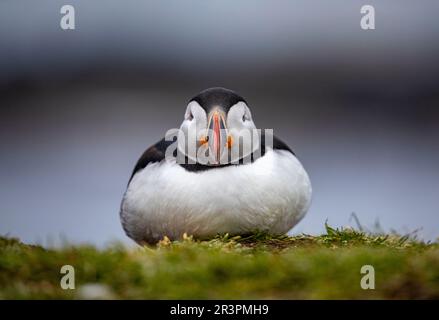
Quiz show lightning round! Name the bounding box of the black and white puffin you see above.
[120,87,312,245]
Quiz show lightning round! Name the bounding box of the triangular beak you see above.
[207,110,227,165]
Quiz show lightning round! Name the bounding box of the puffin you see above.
[120,87,312,245]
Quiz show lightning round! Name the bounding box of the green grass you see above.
[1,224,438,299]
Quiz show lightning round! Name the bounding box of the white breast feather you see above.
[120,149,312,244]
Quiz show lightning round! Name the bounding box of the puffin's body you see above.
[120,88,312,245]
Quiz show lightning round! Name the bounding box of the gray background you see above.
[0,0,438,246]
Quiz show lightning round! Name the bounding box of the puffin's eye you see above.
[188,111,194,121]
[242,114,246,122]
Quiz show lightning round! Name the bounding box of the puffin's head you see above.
[178,87,259,165]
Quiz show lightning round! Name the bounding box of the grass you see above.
[0,223,438,299]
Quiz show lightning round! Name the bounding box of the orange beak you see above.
[213,112,221,162]
[207,110,228,164]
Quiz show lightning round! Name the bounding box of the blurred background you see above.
[0,0,438,246]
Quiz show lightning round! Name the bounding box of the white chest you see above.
[120,149,312,244]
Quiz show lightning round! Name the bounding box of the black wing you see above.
[128,138,174,184]
[263,133,295,155]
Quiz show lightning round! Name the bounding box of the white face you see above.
[178,101,259,165]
